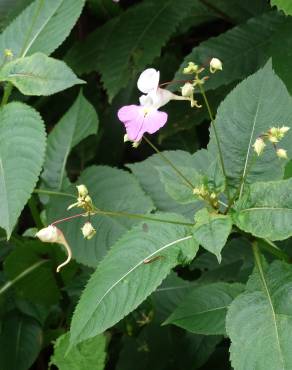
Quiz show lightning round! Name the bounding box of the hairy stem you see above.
[143,135,195,189]
[1,83,13,107]
[34,188,76,198]
[28,196,43,229]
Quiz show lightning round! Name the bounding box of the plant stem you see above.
[259,238,291,263]
[1,83,13,107]
[0,260,48,296]
[143,135,195,189]
[198,84,231,202]
[28,196,43,229]
[33,188,76,198]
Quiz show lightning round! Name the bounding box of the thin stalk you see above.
[1,83,13,107]
[198,84,231,202]
[259,238,291,263]
[0,260,48,296]
[28,196,43,229]
[33,188,76,198]
[143,135,195,189]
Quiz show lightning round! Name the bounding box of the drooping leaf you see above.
[0,0,85,63]
[0,311,42,370]
[208,61,292,194]
[226,260,292,370]
[233,178,292,241]
[271,0,292,15]
[0,53,84,96]
[0,102,46,237]
[70,214,198,345]
[193,208,232,262]
[165,282,243,335]
[42,91,98,190]
[50,332,107,370]
[46,165,155,267]
[172,12,284,93]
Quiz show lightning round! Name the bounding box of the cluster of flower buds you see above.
[181,58,223,108]
[193,184,219,209]
[252,126,289,159]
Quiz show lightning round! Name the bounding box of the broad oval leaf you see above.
[165,282,243,335]
[208,61,292,194]
[193,208,232,262]
[0,311,42,370]
[226,260,292,370]
[46,165,155,266]
[42,91,98,190]
[70,214,198,345]
[0,0,85,62]
[50,332,107,370]
[0,102,46,237]
[233,178,292,240]
[0,53,84,95]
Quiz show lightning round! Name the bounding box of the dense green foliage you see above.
[0,1,292,369]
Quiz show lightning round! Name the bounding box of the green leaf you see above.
[165,282,243,335]
[42,91,98,190]
[271,0,292,15]
[0,53,84,96]
[226,260,292,370]
[208,61,292,194]
[193,208,232,262]
[70,214,198,345]
[3,241,60,305]
[0,102,46,237]
[0,311,42,370]
[233,178,292,241]
[0,0,85,62]
[46,165,155,267]
[50,332,107,370]
[172,12,284,93]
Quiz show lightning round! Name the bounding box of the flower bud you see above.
[210,58,223,73]
[4,49,13,58]
[181,82,194,97]
[183,62,199,74]
[268,126,290,143]
[76,184,88,198]
[276,148,288,159]
[35,225,63,243]
[253,138,266,156]
[81,222,96,240]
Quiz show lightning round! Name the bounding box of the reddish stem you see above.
[159,79,192,87]
[51,212,86,226]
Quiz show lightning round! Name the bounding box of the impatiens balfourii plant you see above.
[2,1,292,369]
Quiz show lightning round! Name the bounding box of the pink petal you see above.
[117,105,144,141]
[143,110,168,134]
[117,105,140,122]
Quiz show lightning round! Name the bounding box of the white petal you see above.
[139,94,153,107]
[137,68,160,93]
[149,88,175,109]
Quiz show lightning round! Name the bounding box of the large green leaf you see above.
[50,332,107,370]
[0,0,85,62]
[233,178,292,241]
[69,214,198,345]
[271,0,292,15]
[172,12,284,93]
[0,311,42,370]
[46,165,155,266]
[0,53,84,95]
[42,91,98,190]
[165,282,243,335]
[193,208,232,262]
[208,61,292,194]
[0,102,46,237]
[226,260,292,370]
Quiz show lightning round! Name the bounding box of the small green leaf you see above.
[208,60,292,193]
[0,311,42,370]
[0,102,46,237]
[70,214,198,345]
[271,0,292,15]
[50,332,107,370]
[165,282,243,335]
[193,208,232,262]
[42,91,98,190]
[226,260,292,370]
[0,0,85,62]
[233,178,292,240]
[0,53,84,95]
